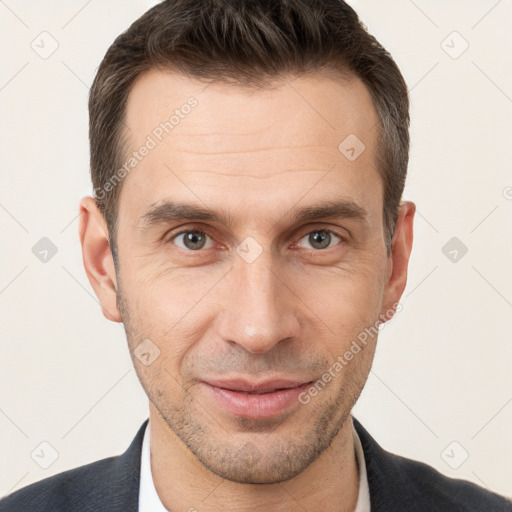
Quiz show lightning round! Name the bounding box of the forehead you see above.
[119,68,381,229]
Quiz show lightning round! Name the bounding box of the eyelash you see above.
[164,225,346,253]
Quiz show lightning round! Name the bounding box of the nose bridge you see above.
[218,246,300,354]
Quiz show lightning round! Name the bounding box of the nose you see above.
[215,252,302,354]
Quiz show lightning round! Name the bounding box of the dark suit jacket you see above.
[1,417,510,511]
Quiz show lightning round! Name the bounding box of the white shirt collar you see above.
[138,420,168,512]
[138,419,371,511]
[353,419,372,512]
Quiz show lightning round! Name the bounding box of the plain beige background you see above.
[1,0,511,501]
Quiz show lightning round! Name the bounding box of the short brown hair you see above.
[89,0,409,263]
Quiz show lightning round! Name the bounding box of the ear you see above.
[380,201,415,321]
[78,196,122,323]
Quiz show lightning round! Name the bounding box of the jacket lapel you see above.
[352,416,424,512]
[83,418,148,512]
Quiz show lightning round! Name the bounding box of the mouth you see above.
[201,378,314,419]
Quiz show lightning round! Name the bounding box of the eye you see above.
[296,229,343,250]
[166,226,345,253]
[169,229,215,251]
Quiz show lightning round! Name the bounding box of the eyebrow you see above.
[139,198,369,231]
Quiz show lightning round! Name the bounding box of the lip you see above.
[201,378,313,419]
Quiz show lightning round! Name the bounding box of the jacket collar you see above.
[352,416,424,512]
[93,418,148,512]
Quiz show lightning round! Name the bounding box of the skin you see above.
[79,69,415,511]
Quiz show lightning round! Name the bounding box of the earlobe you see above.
[78,196,122,323]
[380,201,416,319]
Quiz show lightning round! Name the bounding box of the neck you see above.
[148,405,360,512]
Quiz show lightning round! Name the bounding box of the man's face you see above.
[112,69,399,483]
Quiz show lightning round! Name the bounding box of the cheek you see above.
[120,268,220,372]
[293,257,385,327]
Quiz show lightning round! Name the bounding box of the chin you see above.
[194,450,310,485]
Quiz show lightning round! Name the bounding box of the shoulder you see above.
[0,455,119,512]
[0,419,147,512]
[352,416,512,512]
[386,449,511,511]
